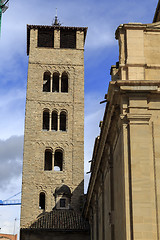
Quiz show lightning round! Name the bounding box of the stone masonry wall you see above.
[21,28,85,228]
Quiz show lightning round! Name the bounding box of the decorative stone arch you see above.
[43,71,51,92]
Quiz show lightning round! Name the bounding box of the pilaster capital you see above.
[127,113,151,125]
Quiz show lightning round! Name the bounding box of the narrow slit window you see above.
[43,111,49,131]
[54,150,63,171]
[39,192,45,210]
[60,112,66,131]
[52,73,59,92]
[51,111,58,131]
[61,73,68,93]
[43,72,51,92]
[44,149,52,170]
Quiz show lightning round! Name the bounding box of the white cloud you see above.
[0,89,25,139]
[0,135,23,188]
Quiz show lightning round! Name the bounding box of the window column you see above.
[59,74,61,92]
[50,73,53,92]
[58,112,60,131]
[49,111,52,131]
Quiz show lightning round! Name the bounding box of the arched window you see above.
[43,72,51,92]
[60,112,67,131]
[43,110,49,131]
[52,72,59,92]
[39,192,45,210]
[54,150,63,171]
[44,149,52,170]
[61,72,68,93]
[51,111,58,131]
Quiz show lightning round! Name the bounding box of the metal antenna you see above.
[52,8,61,26]
[56,8,57,17]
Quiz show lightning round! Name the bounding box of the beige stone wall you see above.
[21,27,86,228]
[85,20,160,240]
[115,22,160,82]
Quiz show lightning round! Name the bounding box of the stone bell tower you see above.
[20,21,87,228]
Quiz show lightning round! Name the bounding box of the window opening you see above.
[52,72,59,92]
[38,29,54,48]
[39,192,45,210]
[43,72,51,92]
[60,198,66,208]
[51,111,58,131]
[60,29,76,49]
[54,150,63,171]
[44,149,52,170]
[43,111,49,131]
[61,73,68,93]
[60,112,66,131]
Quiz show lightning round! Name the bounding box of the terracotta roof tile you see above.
[29,209,89,231]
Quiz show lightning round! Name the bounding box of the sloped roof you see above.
[28,209,89,232]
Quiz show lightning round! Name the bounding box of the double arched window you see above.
[44,148,63,172]
[43,110,67,132]
[43,71,68,93]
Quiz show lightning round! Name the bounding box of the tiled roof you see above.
[29,209,89,231]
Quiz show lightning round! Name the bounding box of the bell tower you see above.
[20,22,87,228]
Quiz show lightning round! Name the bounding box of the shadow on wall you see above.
[38,180,86,215]
[20,181,90,240]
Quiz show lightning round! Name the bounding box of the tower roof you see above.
[23,209,89,231]
[54,185,72,197]
[27,24,88,55]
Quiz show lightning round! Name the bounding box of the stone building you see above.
[20,19,89,239]
[84,1,160,239]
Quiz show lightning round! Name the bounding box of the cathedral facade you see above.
[85,1,160,239]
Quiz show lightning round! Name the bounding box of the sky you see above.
[0,0,158,238]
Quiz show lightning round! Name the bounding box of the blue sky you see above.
[0,0,158,237]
